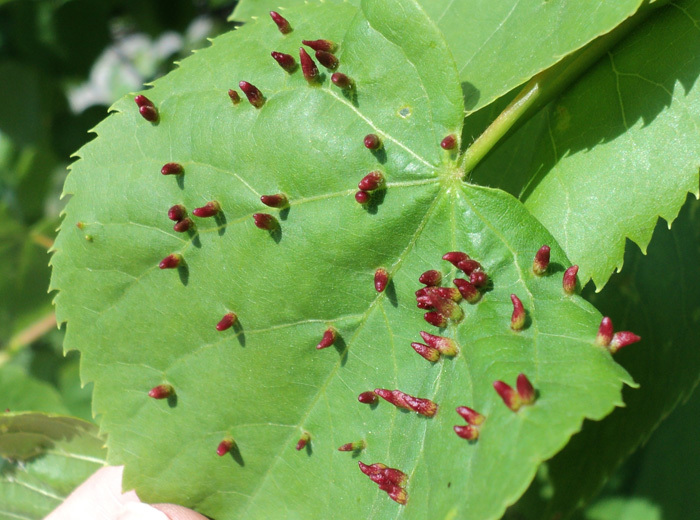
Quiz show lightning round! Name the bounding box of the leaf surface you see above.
[51,1,632,518]
[518,0,700,288]
[231,0,644,112]
[0,413,106,520]
[509,194,700,519]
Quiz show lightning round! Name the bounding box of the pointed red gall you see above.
[358,171,384,191]
[161,162,184,176]
[454,424,479,441]
[159,253,183,269]
[453,279,481,303]
[316,327,337,350]
[437,287,462,302]
[260,193,288,208]
[173,218,193,233]
[424,311,447,328]
[386,485,407,505]
[441,134,457,150]
[442,251,469,267]
[302,39,336,52]
[315,50,338,69]
[596,317,614,346]
[168,204,186,221]
[610,331,641,353]
[299,47,319,83]
[217,438,235,456]
[253,213,278,230]
[134,95,154,108]
[470,270,488,288]
[76,221,85,230]
[516,373,536,404]
[138,105,158,122]
[411,342,441,362]
[533,245,551,275]
[331,72,353,89]
[338,440,366,452]
[374,268,389,292]
[269,11,292,34]
[563,265,579,295]
[456,406,485,426]
[363,133,382,150]
[148,384,174,399]
[271,51,296,72]
[228,89,240,104]
[373,388,438,417]
[193,201,221,218]
[510,294,526,330]
[296,432,310,451]
[239,81,264,108]
[355,190,370,204]
[457,259,481,275]
[419,270,442,286]
[493,380,522,412]
[420,331,458,356]
[216,312,237,331]
[358,391,377,404]
[358,462,409,504]
[434,296,464,321]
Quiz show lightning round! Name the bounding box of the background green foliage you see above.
[1,0,699,519]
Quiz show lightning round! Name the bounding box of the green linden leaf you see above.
[0,413,106,520]
[516,0,700,289]
[511,194,700,520]
[231,0,644,112]
[50,1,632,518]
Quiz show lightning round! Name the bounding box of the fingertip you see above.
[152,503,210,520]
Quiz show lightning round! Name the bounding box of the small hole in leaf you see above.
[398,106,412,118]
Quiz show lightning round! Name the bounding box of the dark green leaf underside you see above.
[51,1,632,519]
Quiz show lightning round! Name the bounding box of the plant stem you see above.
[0,312,57,366]
[460,4,658,175]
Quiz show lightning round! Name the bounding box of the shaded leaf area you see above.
[508,194,700,520]
[1,335,94,423]
[570,383,700,520]
[51,1,631,518]
[0,413,106,520]
[472,0,700,289]
[231,0,643,113]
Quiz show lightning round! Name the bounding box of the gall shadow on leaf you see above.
[167,394,177,408]
[176,174,185,190]
[333,334,348,366]
[341,87,358,108]
[461,81,481,113]
[547,262,566,275]
[177,264,189,286]
[304,441,313,457]
[269,226,282,243]
[189,231,202,249]
[234,320,245,347]
[365,188,386,215]
[215,212,227,236]
[371,147,387,165]
[279,207,290,221]
[384,279,398,307]
[227,443,244,466]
